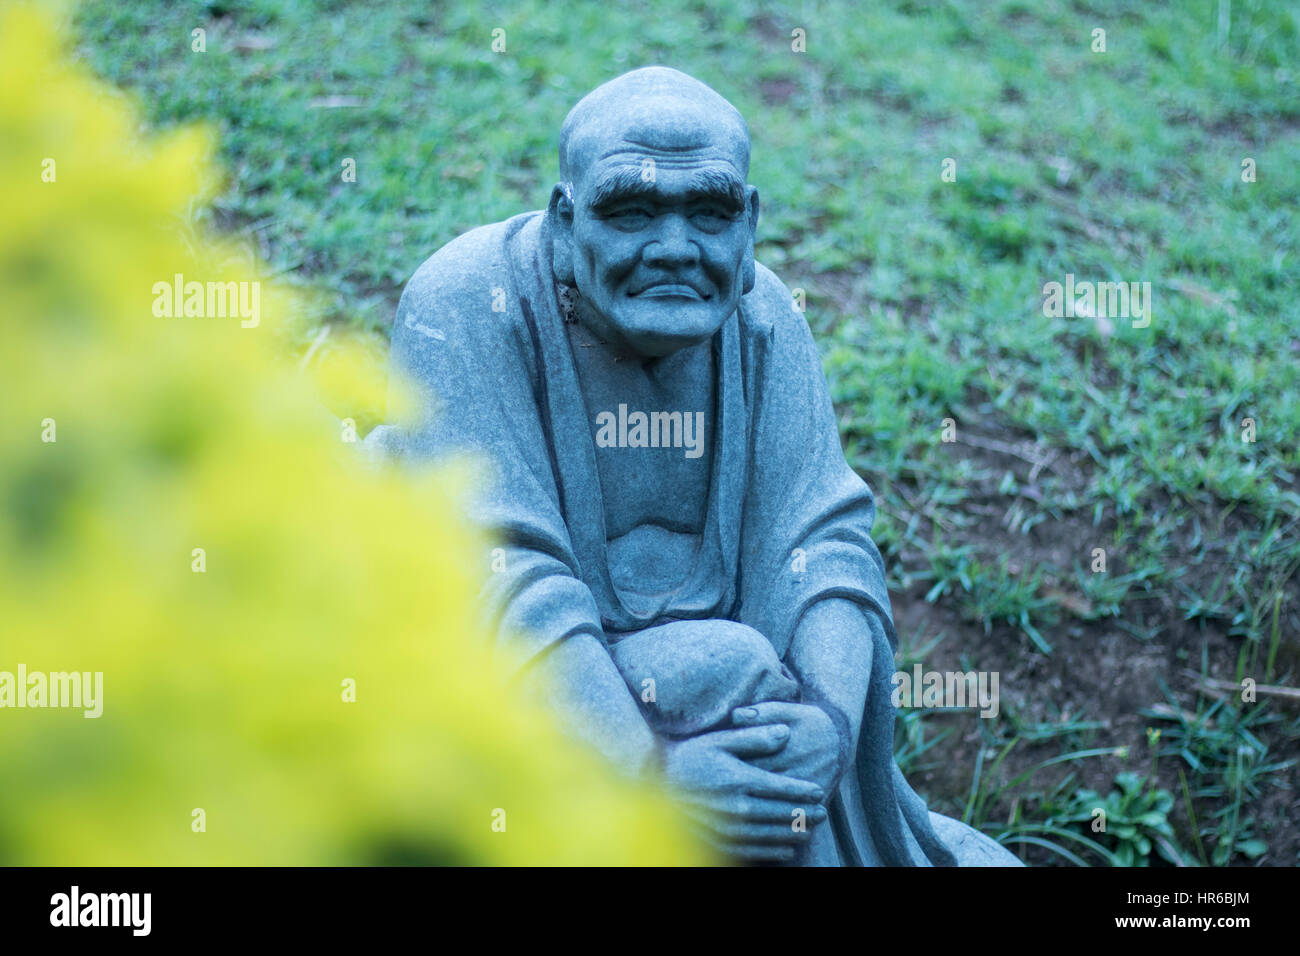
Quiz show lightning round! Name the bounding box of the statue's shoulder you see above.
[398,211,543,318]
[390,213,546,385]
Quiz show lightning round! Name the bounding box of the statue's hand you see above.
[662,725,827,864]
[731,701,846,797]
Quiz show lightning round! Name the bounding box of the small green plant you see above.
[967,743,1126,865]
[923,547,1056,653]
[1142,670,1295,866]
[1059,772,1188,867]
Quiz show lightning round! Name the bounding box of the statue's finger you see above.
[680,816,785,855]
[710,818,812,845]
[673,794,728,825]
[724,796,828,826]
[677,794,818,834]
[732,700,799,724]
[739,766,825,804]
[709,723,790,757]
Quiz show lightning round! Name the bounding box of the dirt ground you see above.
[893,438,1300,866]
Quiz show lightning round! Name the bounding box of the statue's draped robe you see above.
[388,211,957,866]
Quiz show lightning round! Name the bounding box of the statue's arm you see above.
[782,597,876,770]
[520,630,659,778]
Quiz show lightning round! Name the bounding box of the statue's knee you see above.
[608,618,798,737]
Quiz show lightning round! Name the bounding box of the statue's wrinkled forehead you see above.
[560,67,750,184]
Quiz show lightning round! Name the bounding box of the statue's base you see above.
[928,812,1025,866]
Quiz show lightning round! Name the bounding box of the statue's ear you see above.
[742,185,760,295]
[547,183,576,287]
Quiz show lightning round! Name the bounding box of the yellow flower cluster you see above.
[0,1,701,865]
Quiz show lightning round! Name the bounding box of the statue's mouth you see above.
[632,283,707,300]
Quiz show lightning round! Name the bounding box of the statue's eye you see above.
[688,205,736,231]
[603,205,654,227]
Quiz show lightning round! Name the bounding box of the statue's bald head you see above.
[559,67,750,183]
[548,68,760,358]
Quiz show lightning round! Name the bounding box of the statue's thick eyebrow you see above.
[588,166,746,212]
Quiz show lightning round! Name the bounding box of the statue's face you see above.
[555,114,759,358]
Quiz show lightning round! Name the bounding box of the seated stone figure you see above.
[377,67,1019,866]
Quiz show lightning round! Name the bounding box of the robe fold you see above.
[387,210,958,866]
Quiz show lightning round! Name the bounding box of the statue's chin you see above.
[601,300,732,358]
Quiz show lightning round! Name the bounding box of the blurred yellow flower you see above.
[0,1,703,866]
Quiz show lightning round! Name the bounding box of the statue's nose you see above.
[643,213,700,266]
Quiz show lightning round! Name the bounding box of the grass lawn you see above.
[73,0,1300,865]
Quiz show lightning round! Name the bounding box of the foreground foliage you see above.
[0,1,701,865]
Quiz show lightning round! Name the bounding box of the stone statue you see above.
[377,67,1020,866]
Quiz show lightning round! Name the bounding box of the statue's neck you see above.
[564,286,670,368]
